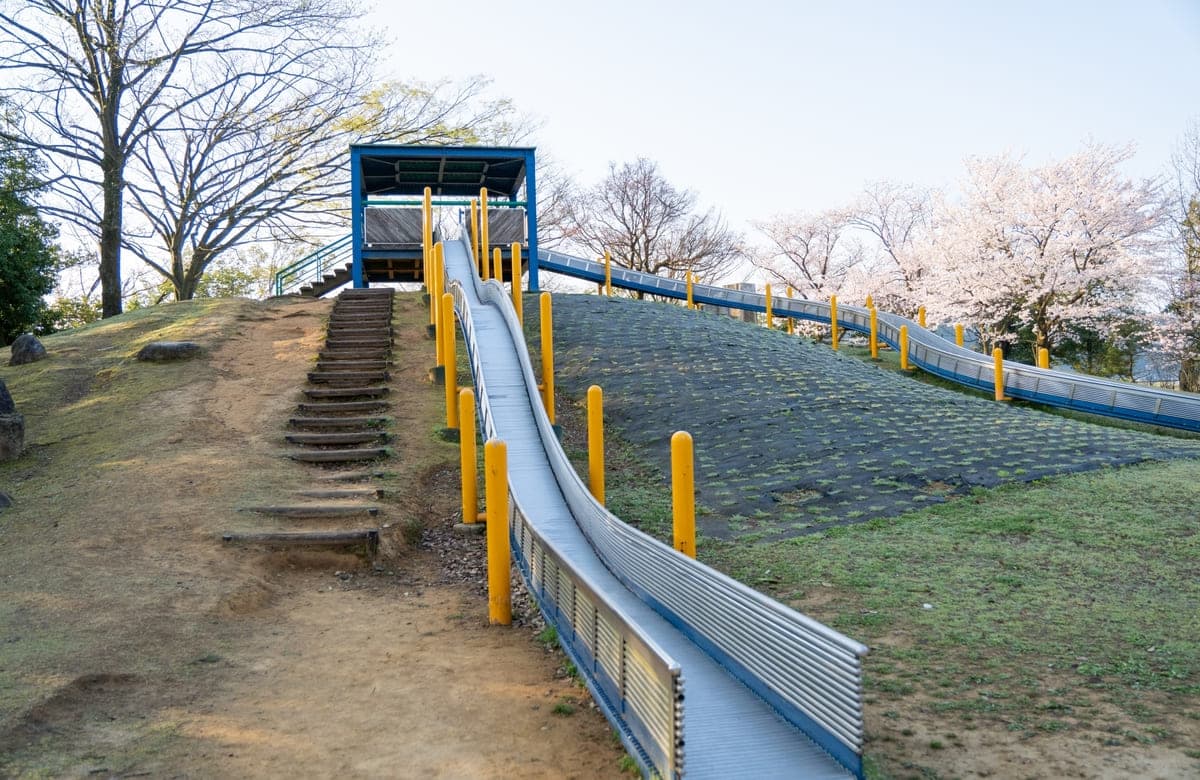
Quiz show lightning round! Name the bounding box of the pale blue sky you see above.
[375,0,1199,230]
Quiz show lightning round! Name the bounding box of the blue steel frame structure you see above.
[349,144,540,289]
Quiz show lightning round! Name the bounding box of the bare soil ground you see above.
[0,293,624,778]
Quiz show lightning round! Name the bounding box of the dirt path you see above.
[156,560,621,779]
[0,293,625,778]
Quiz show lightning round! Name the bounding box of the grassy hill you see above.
[526,292,1200,779]
[3,291,1196,778]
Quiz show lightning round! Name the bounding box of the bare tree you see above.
[846,181,932,313]
[124,77,515,300]
[0,0,374,317]
[751,210,857,299]
[567,158,741,289]
[530,155,579,251]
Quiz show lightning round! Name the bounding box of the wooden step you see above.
[321,333,391,343]
[333,304,393,314]
[325,330,392,342]
[240,504,381,518]
[321,336,393,349]
[328,323,393,333]
[329,312,393,321]
[314,360,390,371]
[327,322,391,332]
[331,308,392,318]
[294,488,383,499]
[288,447,390,463]
[295,401,389,414]
[289,415,390,429]
[340,286,396,296]
[303,386,389,399]
[223,529,379,553]
[314,469,391,481]
[318,349,391,361]
[322,343,393,354]
[307,370,389,384]
[285,431,390,446]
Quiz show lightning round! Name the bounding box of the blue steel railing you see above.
[273,235,353,296]
[538,249,1200,433]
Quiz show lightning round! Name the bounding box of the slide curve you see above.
[444,236,867,779]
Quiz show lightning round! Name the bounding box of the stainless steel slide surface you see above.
[539,249,1200,433]
[444,238,865,779]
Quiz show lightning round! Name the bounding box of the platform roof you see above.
[351,144,534,199]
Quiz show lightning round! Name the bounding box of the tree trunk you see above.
[99,37,125,319]
[177,247,212,301]
[177,273,199,301]
[1181,357,1200,393]
[99,158,124,318]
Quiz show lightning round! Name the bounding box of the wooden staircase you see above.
[224,288,397,557]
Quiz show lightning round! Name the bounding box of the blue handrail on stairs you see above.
[273,235,353,296]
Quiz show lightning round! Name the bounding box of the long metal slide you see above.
[538,250,1200,433]
[444,236,869,779]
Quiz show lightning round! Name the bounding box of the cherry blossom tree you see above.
[923,144,1162,356]
[1155,122,1200,391]
[845,181,933,315]
[753,182,934,314]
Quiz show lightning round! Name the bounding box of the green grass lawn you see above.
[533,295,1200,777]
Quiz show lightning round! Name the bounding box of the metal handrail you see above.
[538,249,1200,433]
[273,235,353,296]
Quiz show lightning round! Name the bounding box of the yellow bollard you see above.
[442,293,458,428]
[994,348,1008,401]
[1037,347,1049,370]
[830,295,839,351]
[604,250,612,297]
[511,243,523,323]
[870,307,879,360]
[459,389,478,524]
[427,218,439,326]
[485,439,511,625]
[955,324,964,348]
[671,431,696,559]
[469,198,480,271]
[423,186,433,290]
[899,325,910,370]
[493,247,503,285]
[587,385,605,504]
[765,283,773,329]
[786,286,794,335]
[480,188,490,281]
[540,293,555,423]
[865,294,874,310]
[433,243,444,366]
[686,272,694,310]
[918,306,927,329]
